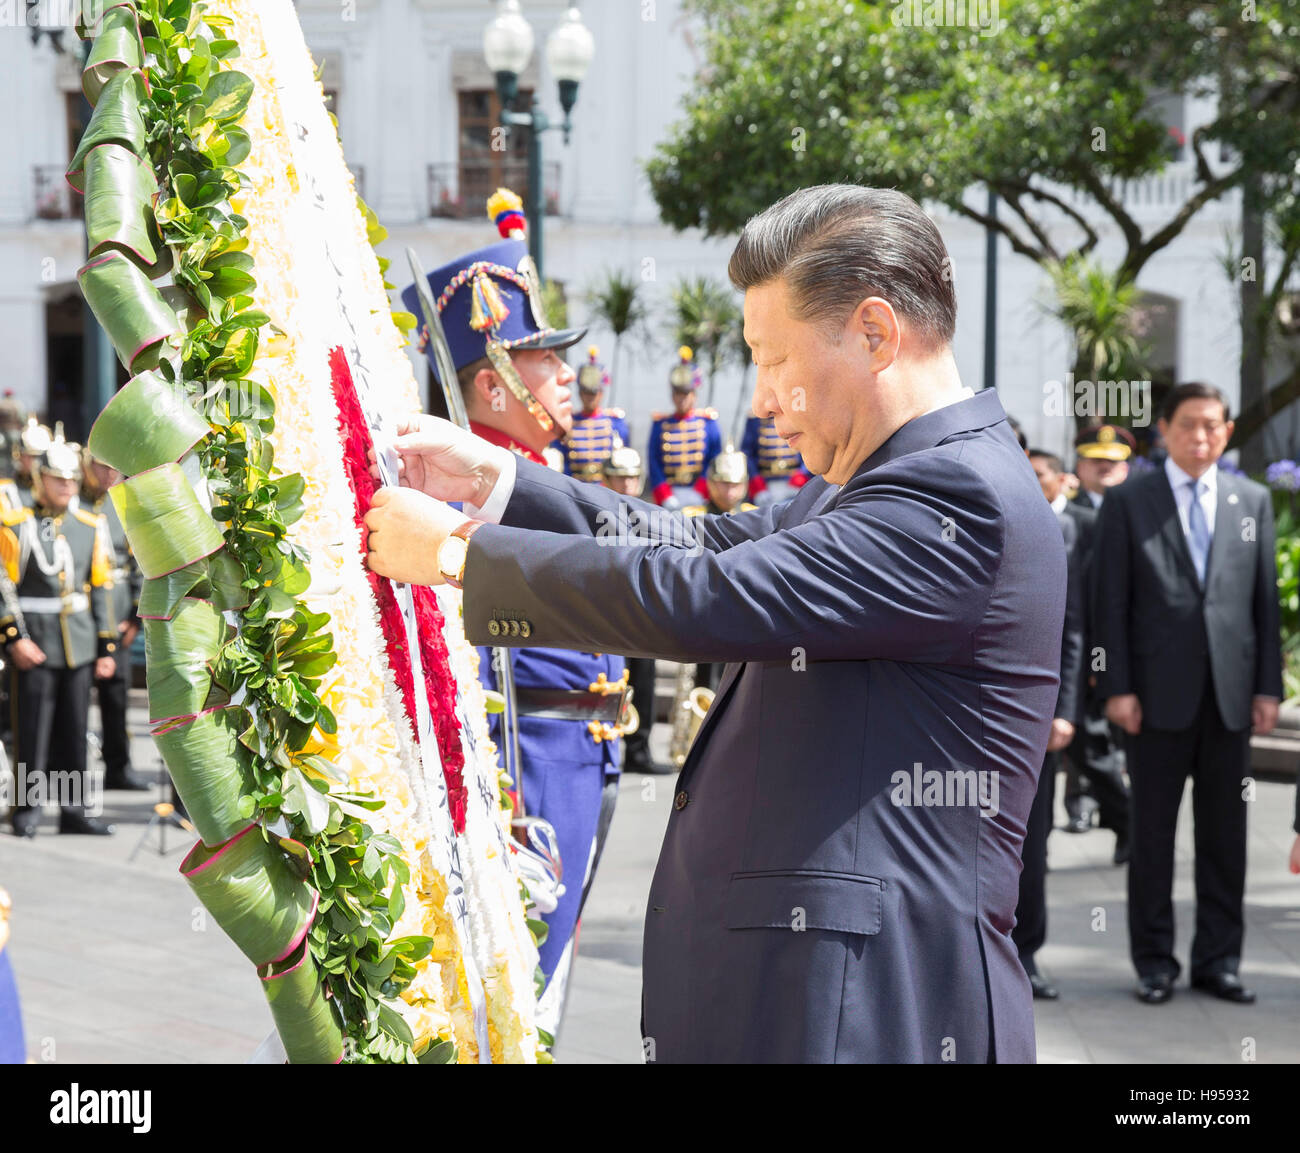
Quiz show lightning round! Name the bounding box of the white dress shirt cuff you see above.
[463,446,517,525]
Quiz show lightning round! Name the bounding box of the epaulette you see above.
[701,407,719,420]
[1,507,32,528]
[606,407,626,419]
[651,411,670,422]
[681,504,707,518]
[72,509,102,529]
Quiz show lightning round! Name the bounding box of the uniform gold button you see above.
[674,790,689,811]
[488,620,500,637]
[509,619,520,637]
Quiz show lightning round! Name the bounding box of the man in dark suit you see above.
[367,185,1066,1062]
[1015,451,1086,999]
[1093,382,1282,1005]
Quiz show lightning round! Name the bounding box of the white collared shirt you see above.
[1050,493,1068,515]
[1164,455,1218,538]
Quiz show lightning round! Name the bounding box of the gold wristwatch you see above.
[437,520,483,590]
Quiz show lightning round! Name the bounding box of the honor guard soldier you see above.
[681,443,759,518]
[1,439,118,837]
[82,451,148,792]
[601,444,644,498]
[647,347,721,509]
[402,188,632,1028]
[555,346,629,481]
[740,414,811,505]
[2,418,52,514]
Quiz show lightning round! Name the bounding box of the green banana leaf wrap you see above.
[88,371,210,476]
[81,5,146,104]
[143,597,227,724]
[109,463,225,579]
[83,143,170,277]
[77,250,178,373]
[152,706,253,848]
[67,68,148,192]
[181,824,319,966]
[258,941,345,1065]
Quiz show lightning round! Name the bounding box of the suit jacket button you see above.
[674,790,689,811]
[509,619,520,637]
[488,620,500,637]
[520,621,531,638]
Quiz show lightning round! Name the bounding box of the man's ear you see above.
[471,367,500,413]
[854,297,901,371]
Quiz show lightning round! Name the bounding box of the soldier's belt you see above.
[514,686,628,725]
[19,594,88,614]
[572,462,604,479]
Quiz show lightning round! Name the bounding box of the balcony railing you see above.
[427,160,560,220]
[33,165,80,221]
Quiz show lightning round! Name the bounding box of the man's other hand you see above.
[94,656,116,681]
[1046,717,1075,752]
[1105,693,1142,735]
[367,415,502,507]
[1251,695,1280,736]
[364,486,466,586]
[8,638,45,670]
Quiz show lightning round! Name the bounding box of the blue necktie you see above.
[1186,478,1211,584]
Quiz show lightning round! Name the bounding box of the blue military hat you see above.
[401,189,585,379]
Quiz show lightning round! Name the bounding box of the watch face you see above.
[439,535,468,580]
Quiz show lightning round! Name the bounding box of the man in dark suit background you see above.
[1093,382,1282,1005]
[366,185,1067,1062]
[1015,450,1086,999]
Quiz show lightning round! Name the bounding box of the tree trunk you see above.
[1229,363,1300,454]
[1239,173,1268,472]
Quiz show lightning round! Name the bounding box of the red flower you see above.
[329,347,468,833]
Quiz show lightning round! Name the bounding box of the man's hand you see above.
[1046,717,1075,752]
[119,619,140,650]
[1105,693,1142,735]
[94,655,116,681]
[8,638,45,671]
[364,486,467,586]
[367,415,503,507]
[1251,695,1280,736]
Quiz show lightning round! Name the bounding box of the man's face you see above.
[745,278,885,485]
[671,388,694,416]
[1074,456,1128,494]
[707,478,747,512]
[579,387,602,416]
[38,474,78,514]
[88,461,118,494]
[1031,457,1063,502]
[490,347,574,440]
[604,474,641,496]
[1159,397,1232,478]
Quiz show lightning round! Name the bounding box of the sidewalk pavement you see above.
[1,692,1297,1063]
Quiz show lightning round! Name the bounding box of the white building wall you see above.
[0,2,1254,462]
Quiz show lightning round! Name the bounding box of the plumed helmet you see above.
[603,445,643,478]
[577,344,610,394]
[708,442,748,484]
[669,345,701,392]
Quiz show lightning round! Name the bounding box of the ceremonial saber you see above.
[405,247,525,822]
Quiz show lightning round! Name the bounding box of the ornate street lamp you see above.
[483,2,594,278]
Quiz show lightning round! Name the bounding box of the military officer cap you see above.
[1074,423,1136,462]
[669,346,702,392]
[577,345,610,395]
[39,437,83,480]
[603,445,643,479]
[708,442,748,484]
[19,417,51,457]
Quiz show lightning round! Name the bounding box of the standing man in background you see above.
[1094,383,1281,1005]
[554,346,628,482]
[646,347,721,509]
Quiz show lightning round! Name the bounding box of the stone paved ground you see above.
[2,691,1297,1064]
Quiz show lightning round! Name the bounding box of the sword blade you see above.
[405,247,471,431]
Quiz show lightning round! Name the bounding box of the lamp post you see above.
[483,2,594,279]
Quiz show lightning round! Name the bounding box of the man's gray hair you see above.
[728,185,957,351]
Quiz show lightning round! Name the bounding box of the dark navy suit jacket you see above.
[462,389,1065,1062]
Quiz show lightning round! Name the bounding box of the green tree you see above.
[669,275,743,409]
[584,268,650,408]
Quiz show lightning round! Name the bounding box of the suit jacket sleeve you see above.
[1056,515,1084,723]
[501,456,781,551]
[465,454,1007,664]
[1092,488,1132,701]
[1251,487,1284,698]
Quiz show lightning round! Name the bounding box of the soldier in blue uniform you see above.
[399,190,632,1031]
[646,347,721,509]
[1,440,119,837]
[740,414,811,506]
[554,346,629,482]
